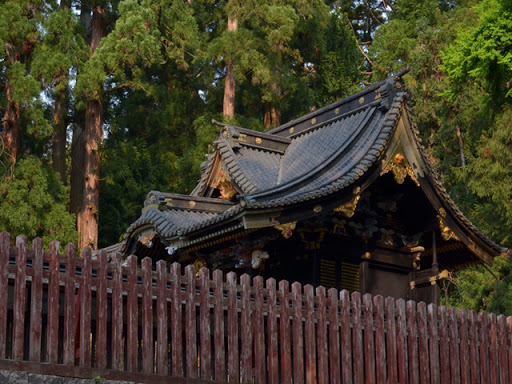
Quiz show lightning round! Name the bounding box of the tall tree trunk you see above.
[2,76,20,166]
[77,4,105,250]
[223,14,237,119]
[263,83,281,130]
[1,45,21,166]
[70,123,85,215]
[52,83,67,183]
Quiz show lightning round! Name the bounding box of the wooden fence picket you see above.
[29,237,43,362]
[96,250,108,369]
[185,264,197,379]
[396,299,408,384]
[80,247,92,368]
[316,286,328,384]
[111,252,123,371]
[1,232,512,384]
[279,280,292,384]
[374,295,386,384]
[0,232,9,360]
[340,289,352,384]
[458,309,471,384]
[385,296,397,384]
[427,303,440,384]
[156,260,169,376]
[304,284,317,384]
[487,313,498,384]
[407,300,419,384]
[46,240,60,364]
[126,255,138,373]
[363,293,376,384]
[327,288,340,384]
[449,307,461,384]
[227,272,239,383]
[267,279,279,384]
[63,243,77,366]
[171,262,183,377]
[438,306,450,384]
[253,276,265,384]
[292,282,304,384]
[497,315,509,384]
[351,291,364,384]
[13,235,27,360]
[199,267,211,380]
[213,269,225,382]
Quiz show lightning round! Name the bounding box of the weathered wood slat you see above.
[111,253,123,371]
[417,302,430,384]
[240,274,252,383]
[292,282,304,384]
[0,232,9,360]
[396,299,408,384]
[363,293,375,384]
[304,285,317,384]
[29,237,43,362]
[316,286,328,384]
[351,291,364,384]
[497,315,509,384]
[438,306,450,384]
[507,316,512,384]
[427,303,440,384]
[385,296,397,384]
[13,235,28,361]
[96,250,108,370]
[279,280,292,384]
[374,295,386,384]
[227,272,239,383]
[327,288,340,384]
[79,247,92,368]
[46,240,60,364]
[63,243,77,366]
[487,313,498,384]
[126,255,138,373]
[171,263,183,377]
[253,276,265,384]
[184,265,197,379]
[448,307,461,384]
[267,279,279,384]
[407,300,419,384]
[468,310,480,384]
[478,312,489,383]
[199,268,211,381]
[458,309,470,384]
[213,270,225,382]
[156,260,169,376]
[141,257,153,375]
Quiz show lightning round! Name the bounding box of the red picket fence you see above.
[0,231,511,383]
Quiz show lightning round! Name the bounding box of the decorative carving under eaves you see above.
[215,169,237,200]
[381,153,420,187]
[333,195,361,218]
[274,222,297,239]
[298,227,327,250]
[193,257,208,277]
[437,208,460,241]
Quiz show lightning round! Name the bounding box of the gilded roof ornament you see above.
[381,153,420,186]
[333,195,361,218]
[437,208,459,241]
[274,222,297,239]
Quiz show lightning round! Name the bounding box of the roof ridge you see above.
[217,139,260,194]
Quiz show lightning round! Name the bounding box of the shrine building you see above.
[116,72,505,304]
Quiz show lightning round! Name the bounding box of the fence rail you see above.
[0,231,511,383]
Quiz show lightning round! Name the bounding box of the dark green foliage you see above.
[0,156,77,246]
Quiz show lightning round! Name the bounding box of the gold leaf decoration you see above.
[274,222,297,239]
[193,258,208,277]
[333,195,361,218]
[437,210,459,241]
[380,153,420,187]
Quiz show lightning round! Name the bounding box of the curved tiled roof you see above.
[122,74,504,260]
